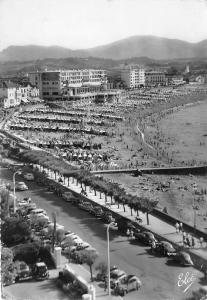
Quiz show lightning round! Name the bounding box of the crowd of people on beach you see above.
[134,85,207,167]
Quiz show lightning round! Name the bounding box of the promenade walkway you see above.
[57,254,124,300]
[49,173,207,265]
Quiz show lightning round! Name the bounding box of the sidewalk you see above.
[57,252,124,300]
[49,172,207,263]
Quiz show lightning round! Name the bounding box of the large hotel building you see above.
[28,69,108,101]
[120,66,166,88]
[121,66,145,88]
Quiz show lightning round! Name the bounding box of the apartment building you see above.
[0,81,17,108]
[28,69,108,101]
[121,66,145,88]
[145,71,166,87]
[204,73,207,84]
[0,81,40,108]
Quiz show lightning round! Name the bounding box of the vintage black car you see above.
[91,206,104,218]
[134,231,157,245]
[168,251,194,266]
[154,241,177,256]
[32,262,49,280]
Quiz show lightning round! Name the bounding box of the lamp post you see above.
[13,170,21,213]
[192,187,197,235]
[106,222,117,296]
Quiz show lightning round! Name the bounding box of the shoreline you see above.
[135,96,207,167]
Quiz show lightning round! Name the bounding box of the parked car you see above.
[110,270,127,289]
[78,200,85,209]
[114,275,142,296]
[92,206,103,218]
[75,242,90,251]
[110,266,118,273]
[122,274,142,290]
[17,200,30,208]
[61,235,83,249]
[23,173,34,181]
[16,181,28,191]
[154,241,176,256]
[62,191,74,202]
[66,242,91,253]
[82,202,94,212]
[168,251,194,266]
[134,231,157,245]
[29,208,47,217]
[102,212,115,224]
[32,262,49,280]
[20,203,37,215]
[15,262,32,282]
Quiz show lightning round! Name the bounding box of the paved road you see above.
[2,168,205,300]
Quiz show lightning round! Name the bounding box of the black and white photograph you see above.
[0,0,207,299]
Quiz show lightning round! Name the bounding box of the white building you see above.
[0,81,40,108]
[145,71,166,87]
[28,69,108,100]
[0,81,17,108]
[16,86,28,104]
[121,66,145,88]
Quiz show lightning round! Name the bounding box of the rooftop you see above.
[0,81,17,88]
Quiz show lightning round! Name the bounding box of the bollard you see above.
[88,285,96,300]
[54,247,62,268]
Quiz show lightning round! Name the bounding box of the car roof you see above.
[116,270,126,276]
[179,251,190,258]
[36,262,46,267]
[161,241,173,247]
[143,231,154,237]
[31,209,44,213]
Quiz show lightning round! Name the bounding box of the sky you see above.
[0,0,207,51]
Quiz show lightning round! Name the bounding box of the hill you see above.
[0,36,207,62]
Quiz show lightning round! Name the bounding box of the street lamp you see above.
[13,169,22,213]
[106,221,117,296]
[192,186,197,234]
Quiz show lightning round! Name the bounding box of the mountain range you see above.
[0,35,207,62]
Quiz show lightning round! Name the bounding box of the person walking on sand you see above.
[183,231,187,247]
[175,222,179,233]
[126,228,130,240]
[186,234,191,247]
[191,236,195,248]
[200,237,204,248]
[130,229,134,240]
[179,222,183,233]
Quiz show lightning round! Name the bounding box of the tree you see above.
[96,261,108,277]
[81,250,98,280]
[1,246,17,286]
[141,198,159,225]
[0,187,10,220]
[13,242,41,264]
[2,217,32,246]
[133,198,142,217]
[127,196,135,216]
